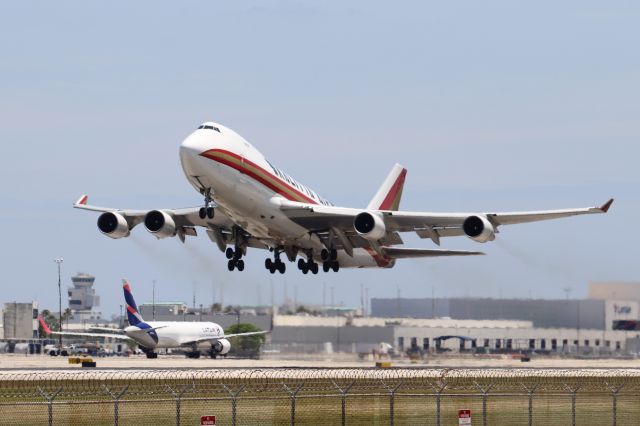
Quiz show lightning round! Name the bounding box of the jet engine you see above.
[97,212,129,239]
[212,338,231,355]
[462,215,495,243]
[354,211,386,241]
[144,210,176,239]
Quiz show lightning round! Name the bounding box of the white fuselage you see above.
[179,122,386,268]
[125,321,224,349]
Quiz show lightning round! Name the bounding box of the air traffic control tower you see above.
[68,273,101,321]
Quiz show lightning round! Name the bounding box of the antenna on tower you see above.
[563,286,572,301]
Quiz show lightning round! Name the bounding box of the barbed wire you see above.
[0,368,639,399]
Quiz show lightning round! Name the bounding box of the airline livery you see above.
[76,122,613,274]
[40,280,267,358]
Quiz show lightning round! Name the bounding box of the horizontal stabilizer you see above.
[382,247,484,259]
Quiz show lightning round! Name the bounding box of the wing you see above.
[74,194,270,250]
[88,327,126,333]
[382,247,484,258]
[183,330,269,346]
[47,331,131,340]
[223,330,269,339]
[277,198,613,246]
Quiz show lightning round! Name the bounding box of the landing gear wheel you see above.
[323,262,331,272]
[236,259,245,271]
[226,247,234,259]
[330,249,338,261]
[278,261,286,274]
[146,352,158,359]
[321,249,329,261]
[297,259,306,270]
[206,206,215,219]
[227,259,235,271]
[199,207,207,219]
[302,265,309,274]
[331,262,340,272]
[310,262,319,274]
[266,258,273,269]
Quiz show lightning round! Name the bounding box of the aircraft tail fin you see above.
[38,314,52,335]
[367,163,407,211]
[123,279,144,326]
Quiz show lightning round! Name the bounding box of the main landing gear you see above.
[297,251,319,274]
[198,188,215,219]
[265,249,286,274]
[226,247,245,271]
[321,249,340,273]
[141,347,158,359]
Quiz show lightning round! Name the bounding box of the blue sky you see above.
[0,1,638,317]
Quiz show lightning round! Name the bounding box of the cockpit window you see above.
[197,125,221,133]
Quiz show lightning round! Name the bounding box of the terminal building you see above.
[268,282,640,355]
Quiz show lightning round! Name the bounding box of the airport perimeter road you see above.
[1,353,640,370]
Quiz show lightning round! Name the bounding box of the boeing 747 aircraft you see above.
[76,122,613,274]
[40,280,267,358]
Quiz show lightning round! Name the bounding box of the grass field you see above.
[0,368,639,425]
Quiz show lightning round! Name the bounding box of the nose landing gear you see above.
[198,188,215,219]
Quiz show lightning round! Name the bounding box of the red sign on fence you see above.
[201,415,217,425]
[458,409,471,425]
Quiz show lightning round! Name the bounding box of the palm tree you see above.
[62,308,72,330]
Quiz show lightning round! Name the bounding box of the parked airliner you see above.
[76,121,613,274]
[40,280,267,358]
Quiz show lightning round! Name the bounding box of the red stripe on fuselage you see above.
[200,149,317,204]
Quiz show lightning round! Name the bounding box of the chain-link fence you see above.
[0,368,639,425]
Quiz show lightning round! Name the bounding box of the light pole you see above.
[53,258,64,351]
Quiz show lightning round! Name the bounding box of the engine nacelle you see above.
[212,338,231,355]
[97,212,130,239]
[354,211,386,241]
[462,215,495,243]
[144,210,176,239]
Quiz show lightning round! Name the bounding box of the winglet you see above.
[600,198,614,213]
[75,194,88,206]
[38,314,52,335]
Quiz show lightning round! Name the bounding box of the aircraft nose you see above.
[180,133,206,157]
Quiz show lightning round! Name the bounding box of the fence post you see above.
[563,385,581,426]
[429,382,447,426]
[283,383,304,426]
[167,384,192,426]
[102,385,129,426]
[605,383,624,426]
[333,380,355,426]
[473,381,494,426]
[381,380,404,426]
[521,384,537,426]
[223,384,246,426]
[37,386,62,426]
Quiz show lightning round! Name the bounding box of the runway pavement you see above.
[0,353,639,370]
